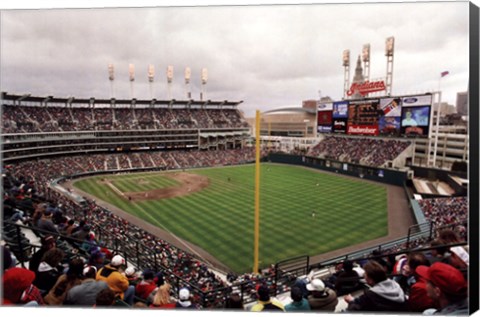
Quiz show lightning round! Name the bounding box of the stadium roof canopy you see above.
[1,92,243,108]
[262,107,316,115]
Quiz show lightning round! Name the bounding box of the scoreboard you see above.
[318,94,432,138]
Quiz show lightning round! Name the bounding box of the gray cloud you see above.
[1,2,470,117]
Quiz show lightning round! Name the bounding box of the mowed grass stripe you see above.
[112,175,179,193]
[74,163,388,273]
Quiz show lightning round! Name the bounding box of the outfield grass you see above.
[74,163,388,273]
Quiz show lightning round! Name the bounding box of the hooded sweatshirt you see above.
[347,279,406,312]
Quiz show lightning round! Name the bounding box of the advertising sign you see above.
[401,106,431,136]
[380,97,402,117]
[317,111,332,125]
[332,101,349,118]
[400,95,432,137]
[347,100,379,135]
[346,80,386,97]
[332,118,347,133]
[317,125,332,133]
[347,125,378,135]
[379,116,401,136]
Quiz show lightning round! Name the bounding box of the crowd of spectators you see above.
[2,104,249,133]
[9,149,256,190]
[2,148,268,308]
[307,136,410,167]
[418,197,468,230]
[2,143,469,312]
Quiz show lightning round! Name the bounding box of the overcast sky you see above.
[0,1,474,117]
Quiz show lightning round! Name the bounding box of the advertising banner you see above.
[347,100,379,125]
[332,118,347,133]
[317,102,333,111]
[347,124,379,135]
[317,125,332,133]
[317,110,332,125]
[400,95,432,137]
[332,101,349,118]
[379,116,401,136]
[347,99,379,136]
[401,95,432,107]
[380,97,402,117]
[401,106,431,136]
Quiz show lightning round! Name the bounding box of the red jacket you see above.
[408,277,436,312]
[135,280,157,300]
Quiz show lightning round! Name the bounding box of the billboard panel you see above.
[401,94,432,107]
[317,110,332,125]
[332,101,348,118]
[379,116,401,136]
[401,106,431,136]
[400,95,432,137]
[317,125,332,133]
[380,97,402,117]
[347,124,378,135]
[317,102,333,111]
[332,118,347,133]
[347,99,379,136]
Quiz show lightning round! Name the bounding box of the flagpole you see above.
[433,71,448,167]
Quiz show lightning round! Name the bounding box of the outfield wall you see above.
[267,153,408,186]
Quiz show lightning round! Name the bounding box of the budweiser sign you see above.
[348,125,379,135]
[346,80,386,96]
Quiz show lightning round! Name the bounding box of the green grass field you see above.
[73,163,388,273]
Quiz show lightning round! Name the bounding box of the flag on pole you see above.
[441,70,449,77]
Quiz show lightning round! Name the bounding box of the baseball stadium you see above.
[1,4,477,314]
[1,82,474,309]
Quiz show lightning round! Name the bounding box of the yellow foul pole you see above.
[253,110,261,273]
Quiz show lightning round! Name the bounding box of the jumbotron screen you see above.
[317,94,432,138]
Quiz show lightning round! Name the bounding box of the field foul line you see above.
[106,179,213,266]
[106,181,127,199]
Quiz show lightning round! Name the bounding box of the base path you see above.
[103,172,210,201]
[66,173,231,273]
[65,166,415,273]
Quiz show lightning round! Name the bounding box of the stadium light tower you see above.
[342,50,351,99]
[385,36,395,96]
[167,65,174,100]
[148,64,155,100]
[362,44,370,82]
[185,67,192,99]
[201,68,208,101]
[129,64,135,99]
[108,63,115,99]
